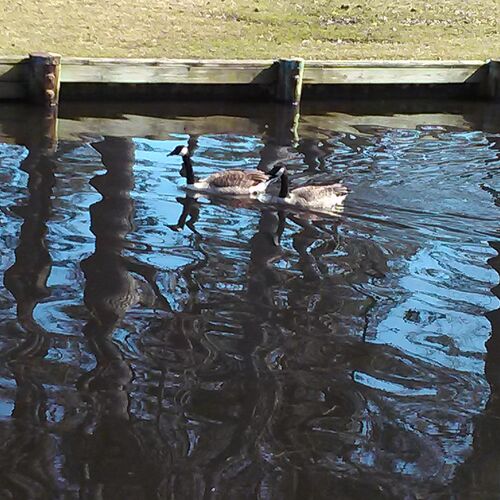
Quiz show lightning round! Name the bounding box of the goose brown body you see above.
[285,183,348,208]
[202,169,270,191]
[259,167,348,211]
[168,145,278,195]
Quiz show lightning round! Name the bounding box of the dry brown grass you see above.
[0,0,498,59]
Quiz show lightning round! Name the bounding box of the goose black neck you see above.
[183,155,195,185]
[279,172,289,198]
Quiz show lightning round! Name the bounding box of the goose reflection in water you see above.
[168,189,345,294]
[168,190,268,235]
[167,195,201,234]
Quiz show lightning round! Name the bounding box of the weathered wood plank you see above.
[0,56,27,64]
[61,58,277,84]
[61,58,487,85]
[61,57,276,65]
[304,63,486,84]
[59,58,486,67]
[0,82,27,99]
[306,60,486,67]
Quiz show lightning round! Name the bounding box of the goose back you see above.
[205,169,268,188]
[290,183,348,206]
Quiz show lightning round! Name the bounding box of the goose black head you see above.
[267,164,287,178]
[168,145,189,156]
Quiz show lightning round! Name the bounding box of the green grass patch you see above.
[0,0,498,59]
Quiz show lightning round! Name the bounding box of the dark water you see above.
[0,101,499,499]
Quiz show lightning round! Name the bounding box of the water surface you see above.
[0,101,499,499]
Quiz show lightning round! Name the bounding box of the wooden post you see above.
[275,58,304,146]
[27,52,61,107]
[26,53,60,151]
[276,58,305,105]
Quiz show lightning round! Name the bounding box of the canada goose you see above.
[260,166,348,210]
[168,145,281,195]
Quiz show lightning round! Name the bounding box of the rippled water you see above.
[0,101,499,499]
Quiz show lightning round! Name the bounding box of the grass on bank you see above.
[0,0,498,60]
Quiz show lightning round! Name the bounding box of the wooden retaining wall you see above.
[1,55,499,105]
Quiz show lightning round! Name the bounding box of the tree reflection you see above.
[64,137,171,498]
[1,137,58,498]
[446,230,500,493]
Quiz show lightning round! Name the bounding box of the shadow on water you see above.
[0,101,498,499]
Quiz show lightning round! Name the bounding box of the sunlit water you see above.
[0,102,499,499]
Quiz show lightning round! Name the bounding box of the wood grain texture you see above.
[0,57,27,64]
[306,60,486,67]
[304,62,486,84]
[60,59,488,85]
[60,58,277,84]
